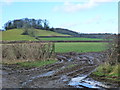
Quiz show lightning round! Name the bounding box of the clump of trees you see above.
[4,18,50,30]
[4,18,52,37]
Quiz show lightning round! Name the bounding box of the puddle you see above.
[68,74,89,87]
[68,75,117,89]
[68,68,118,89]
[2,71,8,75]
[81,78,112,88]
[22,70,55,86]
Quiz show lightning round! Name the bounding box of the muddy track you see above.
[53,64,87,76]
[2,62,64,75]
[67,65,96,77]
[2,52,108,88]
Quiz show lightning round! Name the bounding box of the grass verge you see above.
[16,60,57,67]
[91,63,120,83]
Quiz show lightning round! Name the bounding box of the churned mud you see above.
[2,52,118,88]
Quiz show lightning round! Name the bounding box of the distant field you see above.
[40,37,104,41]
[1,29,69,41]
[55,42,108,53]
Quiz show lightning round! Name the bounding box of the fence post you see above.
[52,42,55,59]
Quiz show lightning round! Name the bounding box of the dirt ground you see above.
[1,52,108,88]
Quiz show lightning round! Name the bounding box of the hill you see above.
[53,28,80,36]
[1,29,69,41]
[35,29,70,36]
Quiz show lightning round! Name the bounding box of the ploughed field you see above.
[2,52,109,88]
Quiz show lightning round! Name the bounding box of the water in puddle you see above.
[68,75,117,89]
[22,70,55,86]
[31,70,55,79]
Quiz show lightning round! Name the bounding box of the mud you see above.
[2,52,116,88]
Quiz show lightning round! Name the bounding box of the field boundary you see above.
[2,42,55,62]
[1,40,111,44]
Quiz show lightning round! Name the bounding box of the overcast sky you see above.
[0,0,118,33]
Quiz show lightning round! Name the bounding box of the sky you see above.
[0,0,118,33]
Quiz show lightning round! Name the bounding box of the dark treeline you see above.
[4,18,50,30]
[78,33,115,39]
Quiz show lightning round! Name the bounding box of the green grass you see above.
[93,63,119,77]
[16,60,57,67]
[92,63,120,82]
[55,42,108,53]
[1,29,37,41]
[1,29,69,41]
[40,37,104,41]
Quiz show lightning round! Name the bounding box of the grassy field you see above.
[40,37,104,41]
[1,29,37,41]
[1,29,69,41]
[55,42,108,53]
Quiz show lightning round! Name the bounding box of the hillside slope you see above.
[54,28,80,36]
[1,29,69,41]
[35,29,70,36]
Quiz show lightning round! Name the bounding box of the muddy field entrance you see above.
[2,52,118,88]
